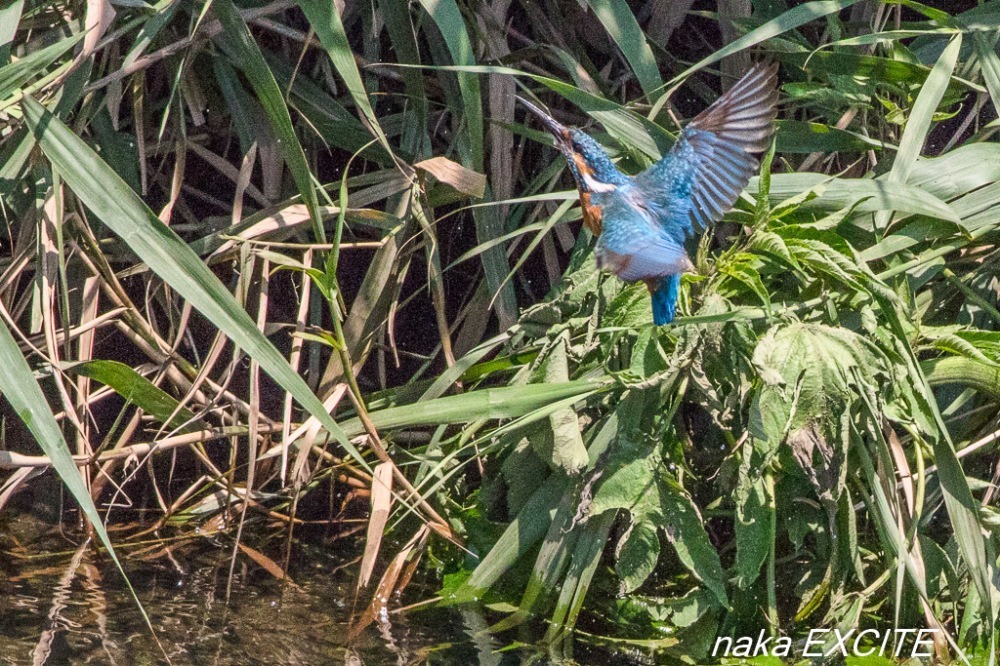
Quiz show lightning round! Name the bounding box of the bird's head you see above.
[518,98,627,194]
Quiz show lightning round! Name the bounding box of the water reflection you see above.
[0,516,467,665]
[0,516,635,665]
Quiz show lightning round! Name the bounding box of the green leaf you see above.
[65,360,207,434]
[776,119,888,153]
[414,0,516,324]
[340,380,606,437]
[449,477,566,602]
[734,442,774,590]
[530,332,589,474]
[752,323,889,442]
[295,0,394,157]
[0,32,83,100]
[751,323,890,511]
[924,356,1000,398]
[973,30,1000,119]
[584,0,662,98]
[616,522,660,594]
[877,31,961,232]
[659,477,729,609]
[669,0,864,84]
[751,173,961,223]
[590,453,728,607]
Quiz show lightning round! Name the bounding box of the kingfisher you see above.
[520,63,778,325]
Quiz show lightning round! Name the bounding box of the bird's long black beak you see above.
[517,97,571,150]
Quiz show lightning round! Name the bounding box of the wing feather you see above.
[636,62,778,242]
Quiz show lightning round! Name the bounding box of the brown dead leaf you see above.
[415,156,486,199]
[349,525,430,641]
[358,462,393,589]
[236,542,302,591]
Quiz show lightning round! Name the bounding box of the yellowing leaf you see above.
[415,156,487,199]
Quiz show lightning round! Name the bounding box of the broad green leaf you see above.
[0,0,23,55]
[752,323,890,446]
[751,323,891,520]
[734,442,774,590]
[659,477,729,609]
[750,173,961,223]
[615,521,660,594]
[530,332,588,474]
[589,453,728,607]
[907,143,1000,202]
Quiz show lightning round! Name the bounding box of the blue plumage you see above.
[520,64,778,325]
[650,275,682,326]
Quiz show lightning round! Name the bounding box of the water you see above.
[0,515,632,665]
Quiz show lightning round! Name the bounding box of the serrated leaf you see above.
[659,477,729,609]
[751,323,890,508]
[734,442,773,590]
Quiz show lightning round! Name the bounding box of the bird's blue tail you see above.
[650,275,681,325]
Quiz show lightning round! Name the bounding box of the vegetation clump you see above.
[4,0,1000,661]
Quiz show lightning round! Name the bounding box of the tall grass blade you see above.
[669,0,864,84]
[296,0,395,157]
[876,32,961,233]
[213,0,326,242]
[584,0,662,98]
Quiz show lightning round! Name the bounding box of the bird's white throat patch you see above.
[582,172,616,193]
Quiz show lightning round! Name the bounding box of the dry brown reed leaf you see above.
[81,0,115,63]
[414,156,486,199]
[348,524,430,641]
[209,203,325,259]
[358,461,393,589]
[236,542,303,590]
[280,249,313,483]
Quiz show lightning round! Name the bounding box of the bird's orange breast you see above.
[579,191,603,236]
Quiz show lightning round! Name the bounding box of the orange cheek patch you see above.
[579,191,603,236]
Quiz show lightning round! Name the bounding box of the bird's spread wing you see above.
[636,63,778,245]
